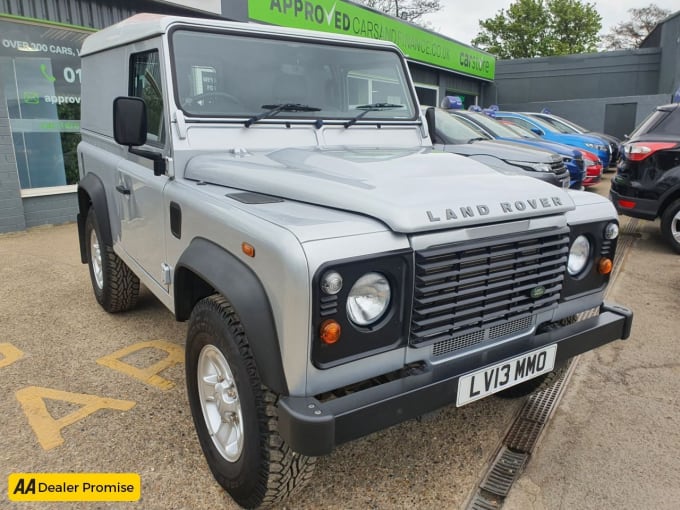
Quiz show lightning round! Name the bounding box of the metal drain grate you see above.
[480,447,529,497]
[464,216,641,510]
[467,493,502,510]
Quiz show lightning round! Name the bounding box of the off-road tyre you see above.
[84,208,139,312]
[660,199,680,254]
[185,295,316,509]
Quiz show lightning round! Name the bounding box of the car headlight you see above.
[568,235,591,275]
[585,143,606,152]
[346,272,391,326]
[507,160,552,172]
[604,222,619,240]
[320,270,343,295]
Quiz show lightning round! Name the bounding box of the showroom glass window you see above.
[0,16,91,190]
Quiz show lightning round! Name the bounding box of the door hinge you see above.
[161,263,172,285]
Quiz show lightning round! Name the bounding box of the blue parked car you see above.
[447,109,585,189]
[526,111,621,167]
[492,111,612,168]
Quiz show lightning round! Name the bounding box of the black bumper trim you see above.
[278,303,633,456]
[609,189,658,220]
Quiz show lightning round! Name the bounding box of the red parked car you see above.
[580,150,603,186]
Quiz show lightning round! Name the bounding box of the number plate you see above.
[456,345,557,407]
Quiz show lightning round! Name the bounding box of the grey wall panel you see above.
[408,63,438,86]
[657,13,680,95]
[0,0,212,29]
[498,94,670,135]
[22,193,77,228]
[494,49,663,104]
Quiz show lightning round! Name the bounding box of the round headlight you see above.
[604,222,619,240]
[321,270,343,295]
[568,235,591,275]
[346,273,391,326]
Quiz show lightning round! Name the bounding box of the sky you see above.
[420,0,680,47]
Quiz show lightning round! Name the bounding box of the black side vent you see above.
[319,295,338,317]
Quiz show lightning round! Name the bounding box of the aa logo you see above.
[8,473,140,501]
[12,477,36,494]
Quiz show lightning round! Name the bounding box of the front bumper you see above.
[278,303,633,456]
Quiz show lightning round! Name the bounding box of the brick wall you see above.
[0,89,26,234]
[23,194,78,228]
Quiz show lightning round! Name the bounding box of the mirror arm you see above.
[128,146,166,176]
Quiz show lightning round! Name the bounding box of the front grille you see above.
[550,160,566,174]
[410,228,569,347]
[432,316,533,357]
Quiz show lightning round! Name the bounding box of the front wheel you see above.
[84,208,139,312]
[660,199,680,254]
[185,295,316,509]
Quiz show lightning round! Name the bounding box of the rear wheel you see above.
[660,199,680,254]
[185,295,315,509]
[84,208,139,312]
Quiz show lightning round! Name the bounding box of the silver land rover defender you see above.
[76,14,633,509]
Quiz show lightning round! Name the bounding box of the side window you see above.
[130,50,165,146]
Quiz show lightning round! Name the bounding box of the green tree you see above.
[600,4,671,50]
[472,0,602,59]
[354,0,441,25]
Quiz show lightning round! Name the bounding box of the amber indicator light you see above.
[242,242,255,257]
[598,258,613,275]
[320,320,341,345]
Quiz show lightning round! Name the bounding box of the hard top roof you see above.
[80,13,402,57]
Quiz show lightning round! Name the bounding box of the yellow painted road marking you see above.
[0,342,24,368]
[96,340,183,390]
[15,386,135,450]
[8,472,140,501]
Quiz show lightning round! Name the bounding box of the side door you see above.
[115,48,169,289]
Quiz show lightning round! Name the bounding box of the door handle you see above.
[115,185,131,195]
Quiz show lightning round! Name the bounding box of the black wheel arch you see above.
[77,173,113,263]
[175,238,289,395]
[658,184,680,219]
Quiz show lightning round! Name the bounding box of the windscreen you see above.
[435,110,491,143]
[629,108,680,137]
[463,112,530,138]
[535,115,582,134]
[171,29,416,121]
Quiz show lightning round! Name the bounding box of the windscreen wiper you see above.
[244,103,321,128]
[344,103,404,128]
[467,137,489,143]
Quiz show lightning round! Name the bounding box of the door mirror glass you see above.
[113,96,147,146]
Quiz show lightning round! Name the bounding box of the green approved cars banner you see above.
[248,0,495,81]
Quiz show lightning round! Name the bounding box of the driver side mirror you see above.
[425,107,437,144]
[112,96,166,176]
[113,96,147,146]
[530,127,544,136]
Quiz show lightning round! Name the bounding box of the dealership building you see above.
[0,1,678,233]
